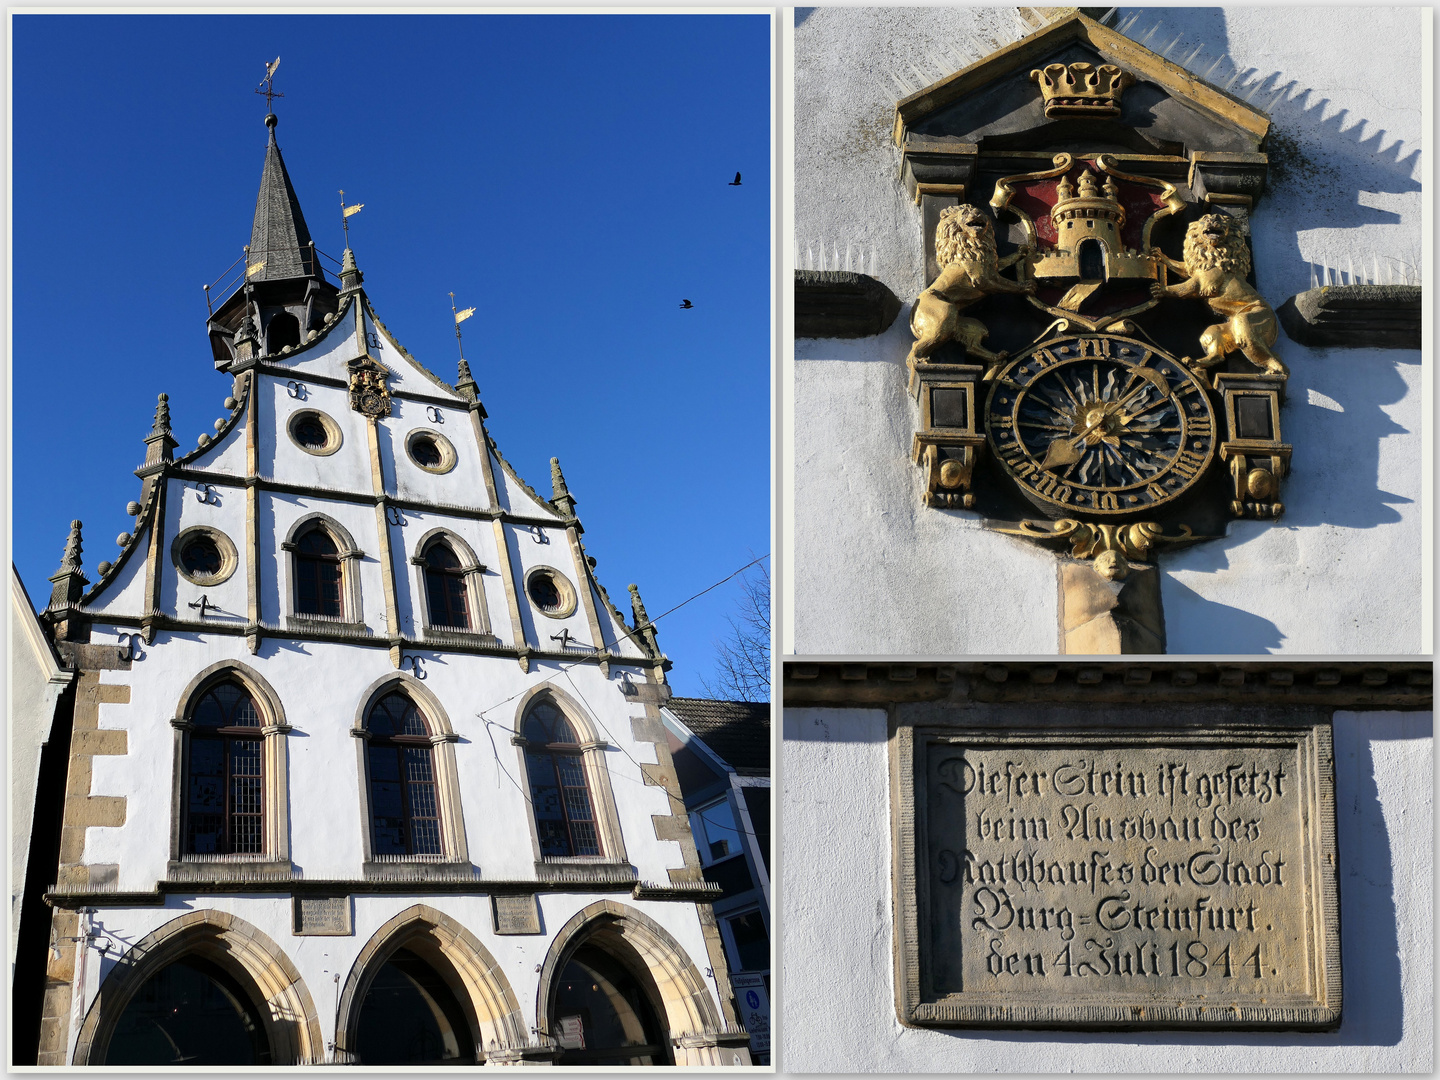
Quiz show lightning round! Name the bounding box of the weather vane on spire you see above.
[256,56,283,113]
[339,190,364,248]
[450,293,476,365]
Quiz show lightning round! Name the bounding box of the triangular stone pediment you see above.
[894,14,1269,157]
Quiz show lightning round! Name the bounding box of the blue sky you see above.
[11,13,772,698]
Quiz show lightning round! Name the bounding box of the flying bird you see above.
[679,299,694,309]
[729,172,742,186]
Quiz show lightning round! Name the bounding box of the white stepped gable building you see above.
[32,108,751,1066]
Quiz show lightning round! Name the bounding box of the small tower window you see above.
[423,543,470,629]
[185,682,265,855]
[294,529,343,617]
[266,312,301,353]
[365,693,443,856]
[522,700,600,857]
[411,437,442,468]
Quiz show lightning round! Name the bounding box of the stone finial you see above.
[340,245,364,293]
[455,358,479,404]
[142,392,179,468]
[46,519,89,612]
[628,582,660,654]
[550,457,576,518]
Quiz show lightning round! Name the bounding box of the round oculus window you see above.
[170,527,239,586]
[525,567,577,618]
[181,537,223,578]
[405,429,458,474]
[286,409,342,456]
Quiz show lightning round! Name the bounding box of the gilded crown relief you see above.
[893,13,1292,652]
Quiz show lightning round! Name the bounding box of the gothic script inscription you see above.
[894,723,1339,1029]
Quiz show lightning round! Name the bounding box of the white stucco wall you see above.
[780,706,1433,1072]
[788,6,1426,655]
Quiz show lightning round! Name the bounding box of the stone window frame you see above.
[167,661,292,881]
[524,565,579,620]
[280,512,367,633]
[511,684,630,880]
[409,527,495,645]
[351,672,471,879]
[405,427,458,474]
[285,407,344,457]
[171,525,240,587]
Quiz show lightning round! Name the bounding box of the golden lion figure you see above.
[908,205,1034,367]
[1152,213,1288,377]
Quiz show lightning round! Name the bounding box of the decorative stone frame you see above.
[281,512,367,633]
[72,909,325,1065]
[889,704,1341,1030]
[170,525,240,586]
[285,407,343,456]
[512,684,631,880]
[537,901,749,1067]
[524,565,578,620]
[166,663,292,880]
[333,904,529,1064]
[351,672,471,879]
[405,427,458,474]
[409,527,495,645]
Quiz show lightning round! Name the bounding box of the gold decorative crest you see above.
[347,356,392,420]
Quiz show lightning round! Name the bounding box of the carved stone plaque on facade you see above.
[492,894,542,935]
[292,894,353,936]
[892,711,1339,1029]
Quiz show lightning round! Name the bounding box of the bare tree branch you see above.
[699,559,770,702]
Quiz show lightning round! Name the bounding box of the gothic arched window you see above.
[184,682,265,855]
[294,528,343,617]
[410,530,492,643]
[423,543,469,630]
[522,700,601,858]
[365,693,443,857]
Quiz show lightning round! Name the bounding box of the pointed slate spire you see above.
[46,520,89,612]
[248,113,320,282]
[550,457,576,518]
[142,393,179,469]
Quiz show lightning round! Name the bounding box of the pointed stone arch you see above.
[537,900,733,1065]
[72,908,323,1065]
[334,903,527,1064]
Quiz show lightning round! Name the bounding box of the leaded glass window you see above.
[523,701,600,857]
[423,543,469,629]
[294,529,343,617]
[186,682,264,855]
[366,693,443,856]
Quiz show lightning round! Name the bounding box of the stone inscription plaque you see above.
[492,894,542,935]
[893,721,1339,1029]
[293,895,352,936]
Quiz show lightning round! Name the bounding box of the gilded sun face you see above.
[986,335,1217,515]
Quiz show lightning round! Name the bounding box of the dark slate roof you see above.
[248,114,318,282]
[666,697,771,778]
